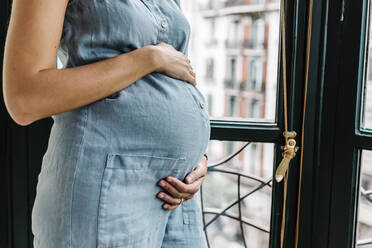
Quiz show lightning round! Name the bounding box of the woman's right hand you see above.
[152,42,197,87]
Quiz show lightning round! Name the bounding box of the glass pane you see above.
[362,4,372,130]
[356,150,372,247]
[200,140,274,247]
[181,0,280,123]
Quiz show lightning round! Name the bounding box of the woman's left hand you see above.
[156,155,208,210]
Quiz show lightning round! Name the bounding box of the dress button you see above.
[199,102,204,109]
[161,22,168,28]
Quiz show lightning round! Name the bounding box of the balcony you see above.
[242,39,267,50]
[240,80,265,92]
[200,1,279,17]
[224,0,248,7]
[225,79,265,93]
[225,39,266,51]
[224,78,240,90]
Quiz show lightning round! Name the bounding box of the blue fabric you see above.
[31,0,210,247]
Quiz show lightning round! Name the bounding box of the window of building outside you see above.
[252,17,265,49]
[250,59,264,91]
[207,18,217,46]
[250,99,262,119]
[228,95,237,117]
[230,57,237,84]
[206,58,215,81]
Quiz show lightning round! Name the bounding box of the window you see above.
[250,59,264,91]
[181,0,281,246]
[181,0,372,247]
[225,57,238,89]
[251,17,265,49]
[202,141,274,247]
[189,0,279,122]
[250,99,261,119]
[355,5,372,246]
[228,95,237,117]
[206,58,215,81]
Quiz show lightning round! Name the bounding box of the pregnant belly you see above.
[87,73,210,159]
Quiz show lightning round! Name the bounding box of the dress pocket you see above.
[97,153,187,248]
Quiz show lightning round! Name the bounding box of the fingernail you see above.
[159,180,165,186]
[158,193,164,198]
[166,177,172,182]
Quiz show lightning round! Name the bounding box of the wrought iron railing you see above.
[200,142,272,247]
[200,143,372,247]
[360,187,372,204]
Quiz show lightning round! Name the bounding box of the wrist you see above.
[144,45,163,73]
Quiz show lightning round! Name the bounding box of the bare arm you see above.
[3,0,195,126]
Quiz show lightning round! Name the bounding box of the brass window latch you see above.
[275,131,299,182]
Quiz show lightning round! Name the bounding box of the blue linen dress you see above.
[30,0,210,247]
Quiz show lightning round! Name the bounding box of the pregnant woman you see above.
[3,0,211,247]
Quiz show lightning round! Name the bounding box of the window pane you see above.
[200,141,274,247]
[181,0,280,122]
[362,5,372,130]
[356,150,372,247]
